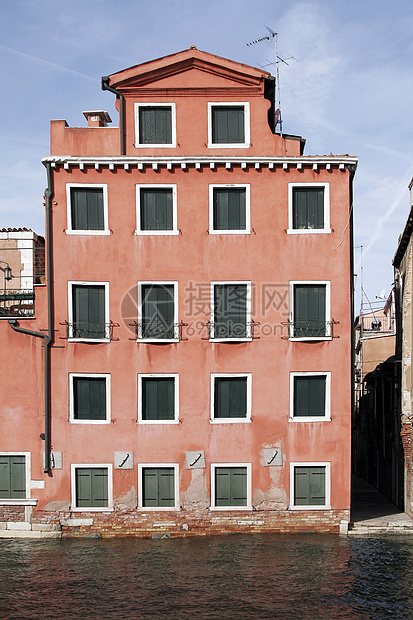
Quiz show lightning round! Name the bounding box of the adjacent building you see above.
[353,291,402,506]
[0,48,357,537]
[393,176,413,518]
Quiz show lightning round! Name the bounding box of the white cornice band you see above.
[42,155,358,172]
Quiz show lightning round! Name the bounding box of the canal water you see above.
[0,534,412,619]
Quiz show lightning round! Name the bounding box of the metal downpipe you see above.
[101,76,125,155]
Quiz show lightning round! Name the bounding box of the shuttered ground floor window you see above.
[141,467,176,508]
[293,465,327,507]
[0,455,26,499]
[212,465,250,508]
[74,467,109,509]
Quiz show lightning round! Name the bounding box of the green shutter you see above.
[214,284,247,338]
[0,456,25,499]
[212,106,244,144]
[73,377,106,420]
[142,378,175,420]
[140,189,173,231]
[73,285,105,339]
[292,188,324,230]
[294,466,326,506]
[215,377,247,418]
[139,107,172,144]
[71,188,104,231]
[142,284,174,339]
[294,285,326,337]
[142,467,175,507]
[215,467,247,507]
[76,467,108,508]
[294,376,326,417]
[213,188,246,230]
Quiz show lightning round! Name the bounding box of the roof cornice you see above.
[42,155,358,173]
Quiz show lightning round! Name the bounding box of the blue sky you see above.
[0,0,412,310]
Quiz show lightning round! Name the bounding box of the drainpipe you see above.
[8,162,54,474]
[101,76,125,156]
[349,166,356,475]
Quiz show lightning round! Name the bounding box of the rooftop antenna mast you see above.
[247,26,288,135]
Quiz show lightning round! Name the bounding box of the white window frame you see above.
[210,281,252,342]
[134,103,176,148]
[208,184,251,235]
[289,372,331,422]
[137,463,180,511]
[210,463,252,511]
[67,281,110,343]
[70,463,113,512]
[210,373,252,424]
[135,184,178,235]
[66,184,109,235]
[0,452,31,503]
[289,280,331,341]
[69,373,111,425]
[287,183,331,234]
[137,281,179,343]
[138,374,179,425]
[289,461,331,510]
[207,102,250,149]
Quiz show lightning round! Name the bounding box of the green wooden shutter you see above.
[292,188,324,230]
[294,466,325,506]
[142,467,175,507]
[215,377,247,418]
[215,467,247,506]
[142,378,174,420]
[294,285,326,337]
[158,468,175,507]
[294,376,326,417]
[73,285,105,339]
[213,189,246,230]
[212,106,244,144]
[76,467,108,508]
[71,188,104,231]
[73,377,106,420]
[0,456,25,499]
[140,189,173,231]
[142,285,174,339]
[214,284,247,338]
[139,107,172,144]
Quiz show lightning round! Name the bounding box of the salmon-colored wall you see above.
[2,49,354,527]
[37,162,352,511]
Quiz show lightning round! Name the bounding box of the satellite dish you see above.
[274,108,280,126]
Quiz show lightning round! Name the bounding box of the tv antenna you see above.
[247,26,297,135]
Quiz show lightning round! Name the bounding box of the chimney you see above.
[83,110,112,127]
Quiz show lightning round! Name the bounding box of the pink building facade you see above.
[0,49,357,538]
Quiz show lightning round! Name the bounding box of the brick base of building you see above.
[401,419,413,518]
[0,506,25,522]
[26,508,350,538]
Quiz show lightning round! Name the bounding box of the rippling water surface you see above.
[1,534,413,619]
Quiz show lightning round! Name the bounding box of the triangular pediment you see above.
[108,49,269,92]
